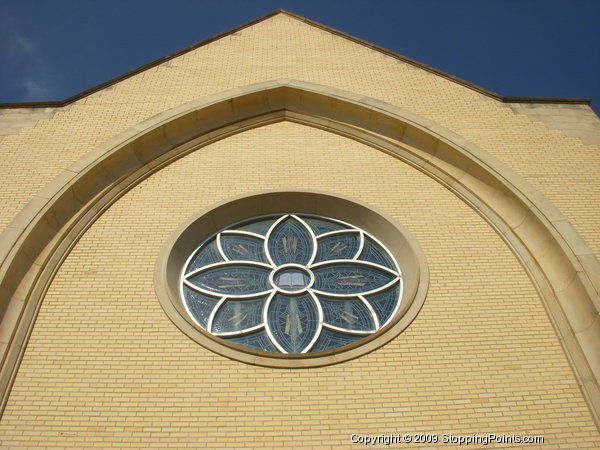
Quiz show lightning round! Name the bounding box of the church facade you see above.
[0,11,599,448]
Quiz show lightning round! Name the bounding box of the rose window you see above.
[181,214,403,354]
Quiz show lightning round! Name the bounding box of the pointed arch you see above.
[0,79,598,423]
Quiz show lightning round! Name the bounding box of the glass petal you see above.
[267,217,314,266]
[225,330,278,353]
[187,263,271,297]
[312,263,397,295]
[318,296,376,332]
[186,237,223,273]
[315,232,361,263]
[182,285,221,329]
[302,217,348,236]
[266,293,320,353]
[359,237,396,270]
[311,328,364,352]
[220,233,266,263]
[211,297,266,334]
[364,282,401,327]
[234,218,277,236]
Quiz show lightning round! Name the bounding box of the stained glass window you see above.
[315,231,362,263]
[220,233,265,262]
[211,297,266,335]
[181,214,402,354]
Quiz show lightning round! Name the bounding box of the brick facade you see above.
[0,12,598,448]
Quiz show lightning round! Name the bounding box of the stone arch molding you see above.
[0,79,598,425]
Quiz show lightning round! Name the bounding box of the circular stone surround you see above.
[155,191,429,368]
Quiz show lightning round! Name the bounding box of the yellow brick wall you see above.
[0,14,598,256]
[0,123,597,448]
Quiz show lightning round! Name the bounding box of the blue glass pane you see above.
[187,237,223,273]
[211,297,266,334]
[318,296,375,332]
[225,330,278,353]
[311,328,364,352]
[267,293,319,353]
[302,217,347,236]
[359,237,396,270]
[315,232,361,263]
[188,264,271,296]
[365,283,401,326]
[312,263,396,295]
[267,217,314,266]
[234,218,277,236]
[220,233,266,263]
[183,285,220,329]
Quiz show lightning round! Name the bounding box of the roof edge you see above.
[0,9,591,109]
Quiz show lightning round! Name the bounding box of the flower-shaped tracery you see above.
[181,214,403,354]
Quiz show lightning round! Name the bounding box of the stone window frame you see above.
[155,191,429,368]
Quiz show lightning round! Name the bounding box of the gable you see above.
[0,11,598,445]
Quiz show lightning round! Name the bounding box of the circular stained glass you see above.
[181,214,403,354]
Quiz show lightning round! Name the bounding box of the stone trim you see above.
[0,80,597,426]
[154,191,429,368]
[0,108,60,139]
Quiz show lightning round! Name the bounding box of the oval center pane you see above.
[274,267,311,292]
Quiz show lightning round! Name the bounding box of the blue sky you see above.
[1,1,599,113]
